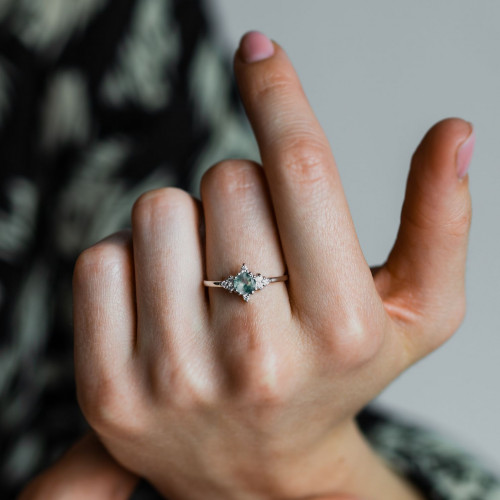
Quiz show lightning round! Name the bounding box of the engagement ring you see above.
[203,263,288,302]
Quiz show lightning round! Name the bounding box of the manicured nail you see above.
[456,126,475,179]
[239,31,274,63]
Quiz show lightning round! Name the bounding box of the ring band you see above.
[204,263,288,302]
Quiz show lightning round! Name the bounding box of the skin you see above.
[18,433,138,500]
[22,32,474,499]
[16,435,356,500]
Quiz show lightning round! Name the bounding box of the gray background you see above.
[210,0,500,468]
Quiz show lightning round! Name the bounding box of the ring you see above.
[204,263,288,302]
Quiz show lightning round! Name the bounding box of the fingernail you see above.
[456,126,475,179]
[239,31,275,63]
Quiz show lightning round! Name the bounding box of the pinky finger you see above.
[73,230,136,427]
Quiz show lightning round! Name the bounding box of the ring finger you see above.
[201,159,291,332]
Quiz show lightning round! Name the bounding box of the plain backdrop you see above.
[209,0,500,469]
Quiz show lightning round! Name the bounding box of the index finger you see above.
[234,32,376,322]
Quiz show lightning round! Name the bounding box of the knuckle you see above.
[402,192,472,240]
[201,159,262,198]
[250,68,297,103]
[77,377,141,438]
[236,366,289,413]
[132,187,193,225]
[278,137,331,187]
[168,379,219,411]
[73,243,121,285]
[77,378,116,430]
[445,202,472,238]
[148,356,220,410]
[222,318,297,407]
[317,311,384,369]
[241,387,286,418]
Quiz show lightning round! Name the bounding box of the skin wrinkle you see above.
[208,163,262,196]
[74,261,135,376]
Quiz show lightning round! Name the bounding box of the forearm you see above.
[248,418,424,500]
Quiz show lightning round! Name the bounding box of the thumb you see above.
[376,118,474,360]
[19,433,138,500]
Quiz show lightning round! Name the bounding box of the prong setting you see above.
[220,264,271,302]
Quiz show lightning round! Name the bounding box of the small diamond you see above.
[221,277,235,292]
[254,274,270,290]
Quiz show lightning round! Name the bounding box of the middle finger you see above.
[234,32,376,323]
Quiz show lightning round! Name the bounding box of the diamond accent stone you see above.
[221,277,235,292]
[254,274,270,290]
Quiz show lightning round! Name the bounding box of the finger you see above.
[131,188,208,359]
[201,160,288,311]
[19,433,138,500]
[73,230,136,414]
[201,160,293,384]
[377,118,474,358]
[234,32,376,324]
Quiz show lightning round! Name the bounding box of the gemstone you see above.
[234,271,256,296]
[254,274,270,290]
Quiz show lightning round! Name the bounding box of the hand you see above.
[17,436,354,500]
[18,433,137,500]
[73,32,473,500]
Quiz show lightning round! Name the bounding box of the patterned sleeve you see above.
[357,407,500,500]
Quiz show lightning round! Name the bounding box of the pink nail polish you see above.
[456,127,476,179]
[239,31,275,63]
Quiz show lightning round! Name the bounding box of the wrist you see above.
[141,417,423,500]
[294,419,424,500]
[247,418,424,500]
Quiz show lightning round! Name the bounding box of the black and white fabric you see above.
[358,408,500,500]
[0,1,498,499]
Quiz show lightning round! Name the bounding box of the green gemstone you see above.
[234,272,256,295]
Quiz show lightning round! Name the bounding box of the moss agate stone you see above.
[233,272,256,295]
